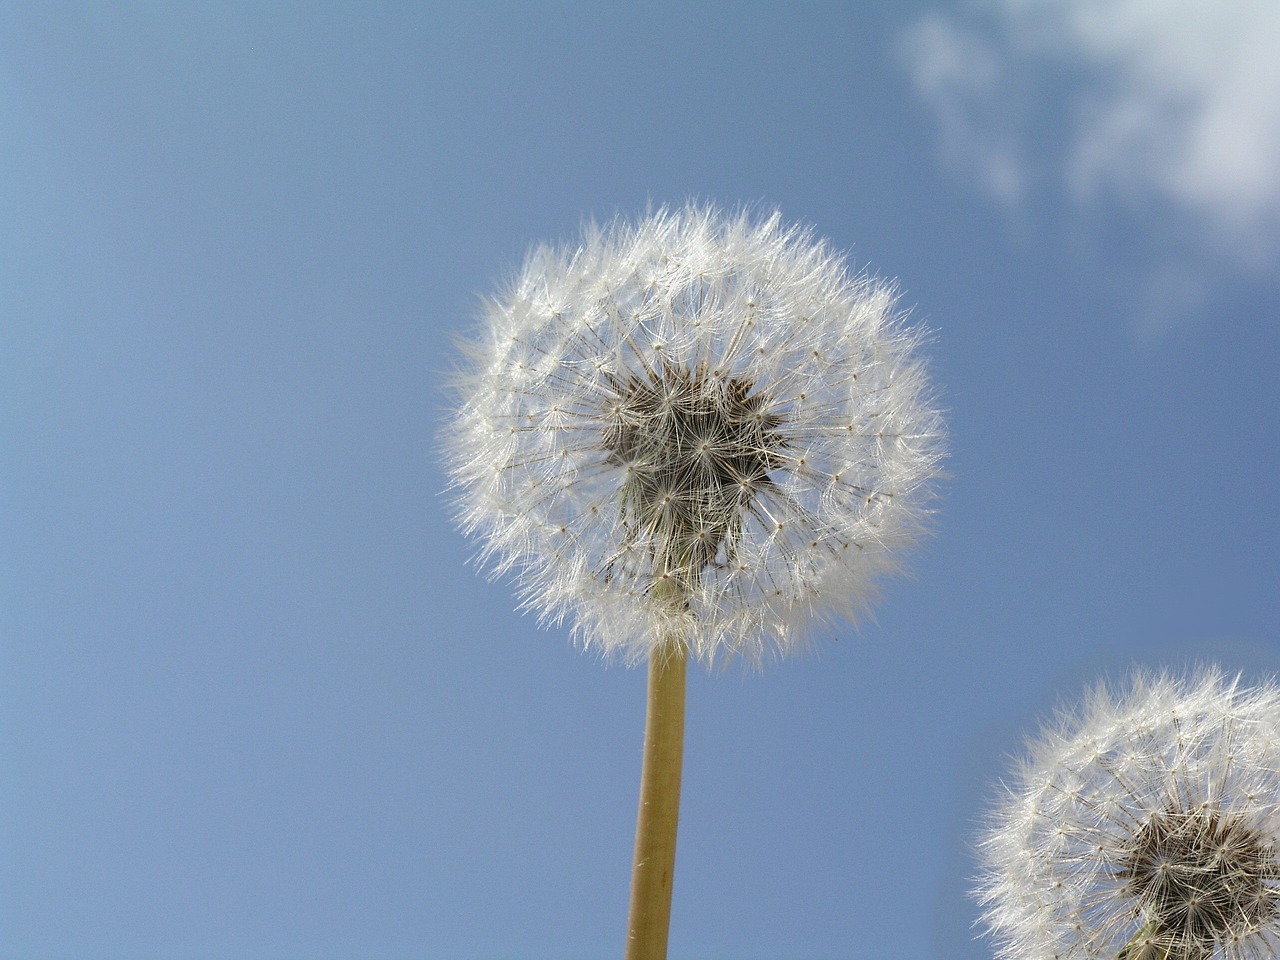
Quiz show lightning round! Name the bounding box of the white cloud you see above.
[901,0,1280,270]
[899,14,1029,207]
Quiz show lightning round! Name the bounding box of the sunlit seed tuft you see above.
[443,205,945,665]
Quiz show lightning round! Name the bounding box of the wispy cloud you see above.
[901,0,1280,332]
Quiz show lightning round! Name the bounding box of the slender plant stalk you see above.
[1116,918,1166,960]
[1115,917,1208,960]
[625,641,688,960]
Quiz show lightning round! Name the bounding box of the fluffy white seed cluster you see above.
[445,206,944,666]
[978,667,1280,960]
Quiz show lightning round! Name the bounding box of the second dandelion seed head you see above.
[978,667,1280,960]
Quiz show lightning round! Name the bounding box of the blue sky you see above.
[3,3,1277,959]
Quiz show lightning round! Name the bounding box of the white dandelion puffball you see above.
[978,667,1280,960]
[445,206,944,666]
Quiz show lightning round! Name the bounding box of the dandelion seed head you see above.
[444,205,944,666]
[977,666,1280,960]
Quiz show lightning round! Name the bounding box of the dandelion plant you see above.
[978,666,1280,960]
[446,205,944,959]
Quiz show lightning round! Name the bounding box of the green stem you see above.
[1115,918,1209,960]
[1116,918,1166,960]
[624,641,688,960]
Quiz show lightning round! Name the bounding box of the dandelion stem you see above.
[625,639,687,960]
[1115,918,1168,960]
[1115,916,1210,960]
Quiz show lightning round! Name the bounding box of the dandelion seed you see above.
[445,204,944,667]
[977,666,1280,960]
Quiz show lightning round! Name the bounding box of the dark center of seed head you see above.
[1121,804,1280,952]
[603,362,786,584]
